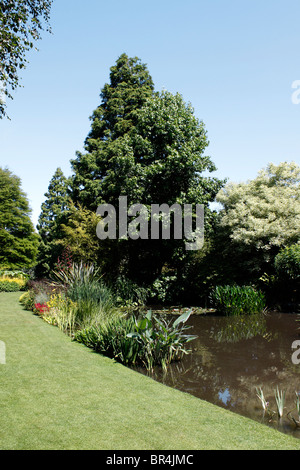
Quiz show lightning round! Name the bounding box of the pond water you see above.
[133,311,300,439]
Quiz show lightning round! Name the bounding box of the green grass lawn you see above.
[1,292,300,450]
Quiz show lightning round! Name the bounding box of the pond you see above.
[133,311,300,439]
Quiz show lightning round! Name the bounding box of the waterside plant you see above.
[210,285,266,316]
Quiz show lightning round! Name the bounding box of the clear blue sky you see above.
[1,0,300,227]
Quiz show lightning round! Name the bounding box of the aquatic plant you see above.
[274,387,286,419]
[210,285,266,316]
[256,387,269,414]
[127,310,198,370]
[287,392,300,427]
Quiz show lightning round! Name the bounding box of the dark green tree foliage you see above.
[71,54,224,287]
[273,244,300,309]
[134,90,223,209]
[36,167,70,276]
[0,0,52,117]
[0,167,39,269]
[71,53,155,209]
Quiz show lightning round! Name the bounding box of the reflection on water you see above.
[132,312,300,439]
[218,388,231,405]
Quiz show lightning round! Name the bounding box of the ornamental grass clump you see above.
[210,285,266,316]
[50,262,119,330]
[287,392,300,427]
[274,387,286,419]
[51,261,101,289]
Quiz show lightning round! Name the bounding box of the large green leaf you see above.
[173,309,192,327]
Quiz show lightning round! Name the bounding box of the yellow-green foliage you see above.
[47,292,69,310]
[19,291,35,310]
[44,293,78,334]
[0,271,27,291]
[1,276,26,289]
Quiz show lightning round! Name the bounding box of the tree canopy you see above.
[58,202,101,266]
[217,161,300,252]
[0,0,53,117]
[0,167,39,269]
[71,53,155,209]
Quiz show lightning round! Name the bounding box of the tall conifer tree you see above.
[36,167,70,276]
[70,53,155,209]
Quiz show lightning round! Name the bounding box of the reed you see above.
[274,387,286,419]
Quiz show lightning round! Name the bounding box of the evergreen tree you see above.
[71,53,155,209]
[0,167,39,269]
[36,167,70,276]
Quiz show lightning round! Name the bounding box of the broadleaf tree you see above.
[216,161,300,279]
[0,0,53,118]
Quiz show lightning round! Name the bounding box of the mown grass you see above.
[0,292,300,450]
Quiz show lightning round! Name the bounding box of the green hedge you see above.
[0,280,21,292]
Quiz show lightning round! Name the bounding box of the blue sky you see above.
[1,0,300,227]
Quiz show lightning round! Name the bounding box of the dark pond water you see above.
[134,311,300,439]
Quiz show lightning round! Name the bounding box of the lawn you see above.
[0,292,299,450]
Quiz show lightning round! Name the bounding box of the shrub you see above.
[0,280,20,292]
[275,244,300,281]
[0,270,29,280]
[0,276,27,291]
[150,275,177,304]
[0,270,29,291]
[114,276,149,307]
[19,291,35,310]
[210,285,266,316]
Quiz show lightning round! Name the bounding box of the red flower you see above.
[34,303,49,314]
